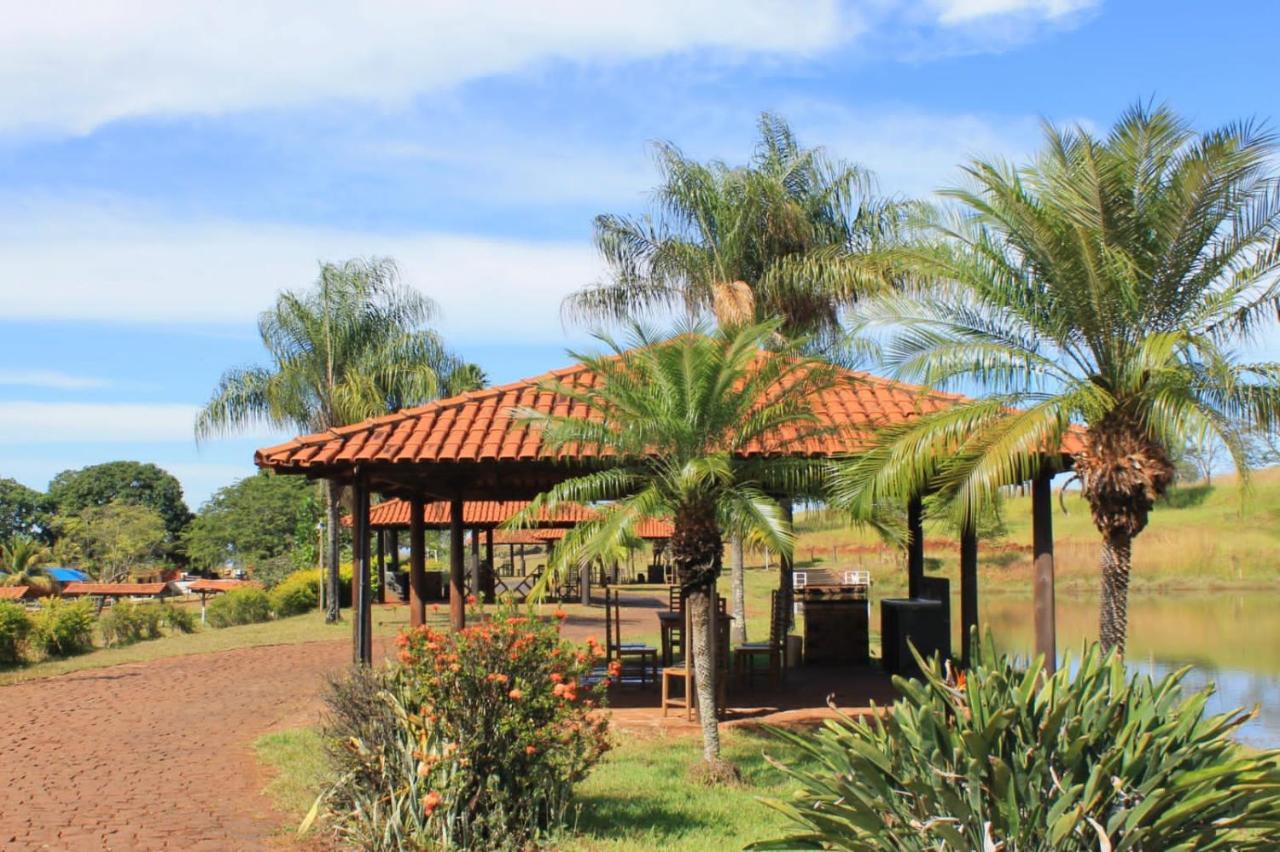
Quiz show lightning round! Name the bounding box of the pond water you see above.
[878,591,1280,748]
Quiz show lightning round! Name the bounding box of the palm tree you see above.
[1,536,55,595]
[835,103,1280,655]
[197,257,461,622]
[510,321,837,772]
[564,113,902,640]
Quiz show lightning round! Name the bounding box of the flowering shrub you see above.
[318,603,611,850]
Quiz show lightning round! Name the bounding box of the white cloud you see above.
[932,0,1097,24]
[0,1,851,135]
[0,402,202,444]
[0,202,601,342]
[0,370,114,390]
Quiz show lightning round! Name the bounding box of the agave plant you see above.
[754,637,1280,850]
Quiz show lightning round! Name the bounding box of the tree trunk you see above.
[1099,529,1131,655]
[729,534,746,645]
[687,585,721,761]
[325,480,342,623]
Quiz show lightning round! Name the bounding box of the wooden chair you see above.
[606,588,657,686]
[733,590,787,689]
[661,601,694,718]
[662,595,731,718]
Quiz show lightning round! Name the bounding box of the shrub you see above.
[754,637,1280,850]
[270,569,321,617]
[98,600,166,646]
[314,603,611,850]
[162,602,198,633]
[206,587,272,628]
[0,602,32,664]
[31,597,95,657]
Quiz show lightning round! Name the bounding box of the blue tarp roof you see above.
[47,567,90,582]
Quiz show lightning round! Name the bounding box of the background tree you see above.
[196,257,462,622]
[564,113,902,641]
[510,322,837,774]
[0,478,53,543]
[443,362,488,396]
[837,103,1280,655]
[48,462,191,556]
[54,501,168,583]
[0,536,55,595]
[182,470,322,577]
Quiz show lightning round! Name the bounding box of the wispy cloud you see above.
[0,369,114,390]
[0,401,282,444]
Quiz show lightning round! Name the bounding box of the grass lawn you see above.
[255,724,815,850]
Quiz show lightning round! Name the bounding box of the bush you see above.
[32,598,95,657]
[270,569,321,617]
[98,600,167,646]
[0,602,32,664]
[754,636,1280,850]
[206,587,272,628]
[162,602,198,633]
[315,603,611,850]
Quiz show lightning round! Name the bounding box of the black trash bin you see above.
[880,598,949,678]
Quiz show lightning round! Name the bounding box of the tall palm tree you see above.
[565,113,901,640]
[197,257,462,622]
[1,536,55,596]
[510,321,837,772]
[835,103,1280,655]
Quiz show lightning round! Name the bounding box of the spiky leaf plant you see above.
[754,637,1280,850]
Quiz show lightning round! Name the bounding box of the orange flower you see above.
[487,672,509,684]
[395,632,410,648]
[525,745,537,755]
[508,688,524,700]
[422,790,442,815]
[466,594,478,605]
[552,608,567,621]
[607,660,622,677]
[549,672,563,683]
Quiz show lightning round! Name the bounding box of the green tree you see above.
[511,322,836,772]
[0,536,55,595]
[54,501,168,583]
[0,478,52,543]
[183,470,322,574]
[836,103,1280,654]
[565,114,901,641]
[196,257,460,622]
[443,362,488,397]
[47,462,192,550]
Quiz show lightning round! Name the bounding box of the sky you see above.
[1,0,1276,509]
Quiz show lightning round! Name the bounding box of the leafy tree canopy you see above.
[183,470,321,571]
[0,477,53,543]
[53,500,169,582]
[48,461,192,543]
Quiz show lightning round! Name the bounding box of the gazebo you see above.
[256,353,1073,668]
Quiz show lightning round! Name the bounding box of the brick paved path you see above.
[0,639,363,850]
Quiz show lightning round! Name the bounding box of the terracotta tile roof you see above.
[346,499,597,529]
[186,579,256,594]
[256,355,978,473]
[529,517,674,541]
[492,530,551,546]
[61,582,171,597]
[0,585,32,600]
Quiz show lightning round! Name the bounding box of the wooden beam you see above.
[352,475,372,665]
[449,494,466,630]
[907,494,925,599]
[469,527,481,603]
[960,522,978,666]
[389,528,400,599]
[408,494,426,628]
[375,527,386,605]
[1032,470,1057,673]
[484,527,495,603]
[778,498,794,627]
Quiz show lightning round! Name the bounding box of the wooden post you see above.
[907,494,924,599]
[449,494,466,630]
[351,475,372,665]
[375,527,386,605]
[778,499,794,625]
[581,559,592,606]
[960,522,978,666]
[389,528,400,599]
[1032,470,1057,672]
[408,494,426,628]
[484,527,495,603]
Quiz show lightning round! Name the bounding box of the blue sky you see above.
[0,0,1276,508]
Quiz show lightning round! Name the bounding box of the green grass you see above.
[253,724,815,850]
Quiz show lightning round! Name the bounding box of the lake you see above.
[968,591,1280,748]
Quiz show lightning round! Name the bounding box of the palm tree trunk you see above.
[1099,530,1131,656]
[686,585,722,762]
[325,480,342,624]
[729,534,746,644]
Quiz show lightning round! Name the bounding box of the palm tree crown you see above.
[510,321,839,767]
[1,536,55,595]
[837,103,1280,654]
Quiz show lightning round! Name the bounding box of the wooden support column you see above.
[960,522,978,666]
[469,527,481,601]
[779,498,794,626]
[389,529,401,600]
[484,527,495,603]
[408,495,426,628]
[1032,470,1057,672]
[375,527,386,604]
[449,494,466,630]
[351,474,372,665]
[907,494,925,599]
[580,559,591,606]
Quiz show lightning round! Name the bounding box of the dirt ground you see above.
[0,598,892,850]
